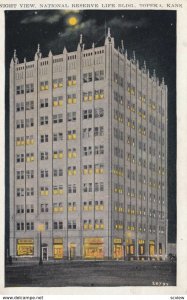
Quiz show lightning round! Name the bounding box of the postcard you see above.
[0,0,187,297]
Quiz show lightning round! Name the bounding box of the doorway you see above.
[42,247,48,261]
[70,244,76,259]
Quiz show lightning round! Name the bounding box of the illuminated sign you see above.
[53,238,63,244]
[113,238,122,244]
[84,238,103,244]
[17,239,34,244]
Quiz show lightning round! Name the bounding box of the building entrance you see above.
[53,239,63,259]
[113,239,123,259]
[70,243,76,259]
[42,247,48,261]
[149,240,155,256]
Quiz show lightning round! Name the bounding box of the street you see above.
[5,260,176,287]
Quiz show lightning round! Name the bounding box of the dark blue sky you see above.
[5,10,176,246]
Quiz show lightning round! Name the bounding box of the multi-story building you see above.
[9,29,168,261]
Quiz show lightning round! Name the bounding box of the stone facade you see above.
[9,29,168,261]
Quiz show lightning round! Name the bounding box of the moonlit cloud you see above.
[21,14,47,24]
[109,17,148,29]
[20,10,149,57]
[46,16,148,53]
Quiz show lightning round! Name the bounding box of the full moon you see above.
[67,16,78,26]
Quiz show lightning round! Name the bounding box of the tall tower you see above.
[9,30,168,261]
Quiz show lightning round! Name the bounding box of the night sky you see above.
[5,10,176,251]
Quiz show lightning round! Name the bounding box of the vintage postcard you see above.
[0,0,187,297]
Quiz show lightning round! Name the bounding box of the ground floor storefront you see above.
[10,236,166,261]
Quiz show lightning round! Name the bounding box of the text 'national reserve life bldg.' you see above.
[9,29,168,261]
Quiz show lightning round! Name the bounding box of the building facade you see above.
[9,29,168,261]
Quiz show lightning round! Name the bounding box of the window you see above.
[114,109,124,123]
[26,222,34,231]
[94,108,104,118]
[16,85,24,95]
[83,91,92,101]
[45,222,49,230]
[82,127,92,138]
[83,72,92,83]
[53,169,63,176]
[26,118,34,128]
[40,116,48,125]
[26,100,34,110]
[114,91,124,105]
[83,146,92,156]
[94,182,104,192]
[26,152,34,163]
[95,163,104,172]
[94,70,104,81]
[40,81,48,91]
[26,170,34,179]
[83,109,92,120]
[53,150,63,159]
[68,184,76,193]
[68,220,76,229]
[16,119,24,129]
[68,147,77,158]
[40,98,48,108]
[53,202,63,213]
[53,96,63,107]
[94,126,104,136]
[67,75,76,86]
[16,102,24,112]
[26,83,34,93]
[83,219,92,229]
[40,151,48,160]
[16,188,24,197]
[95,219,104,229]
[68,166,77,176]
[16,170,24,180]
[16,222,24,231]
[127,83,135,94]
[53,114,63,124]
[94,89,104,100]
[26,135,34,145]
[40,134,48,143]
[68,202,77,212]
[26,188,34,196]
[83,183,93,193]
[53,78,63,89]
[67,112,76,122]
[16,153,24,163]
[40,169,49,178]
[83,164,92,175]
[53,221,63,230]
[40,186,49,196]
[67,130,76,140]
[40,204,49,213]
[95,145,104,155]
[16,205,24,214]
[67,93,77,104]
[53,222,58,230]
[53,132,63,142]
[16,136,25,146]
